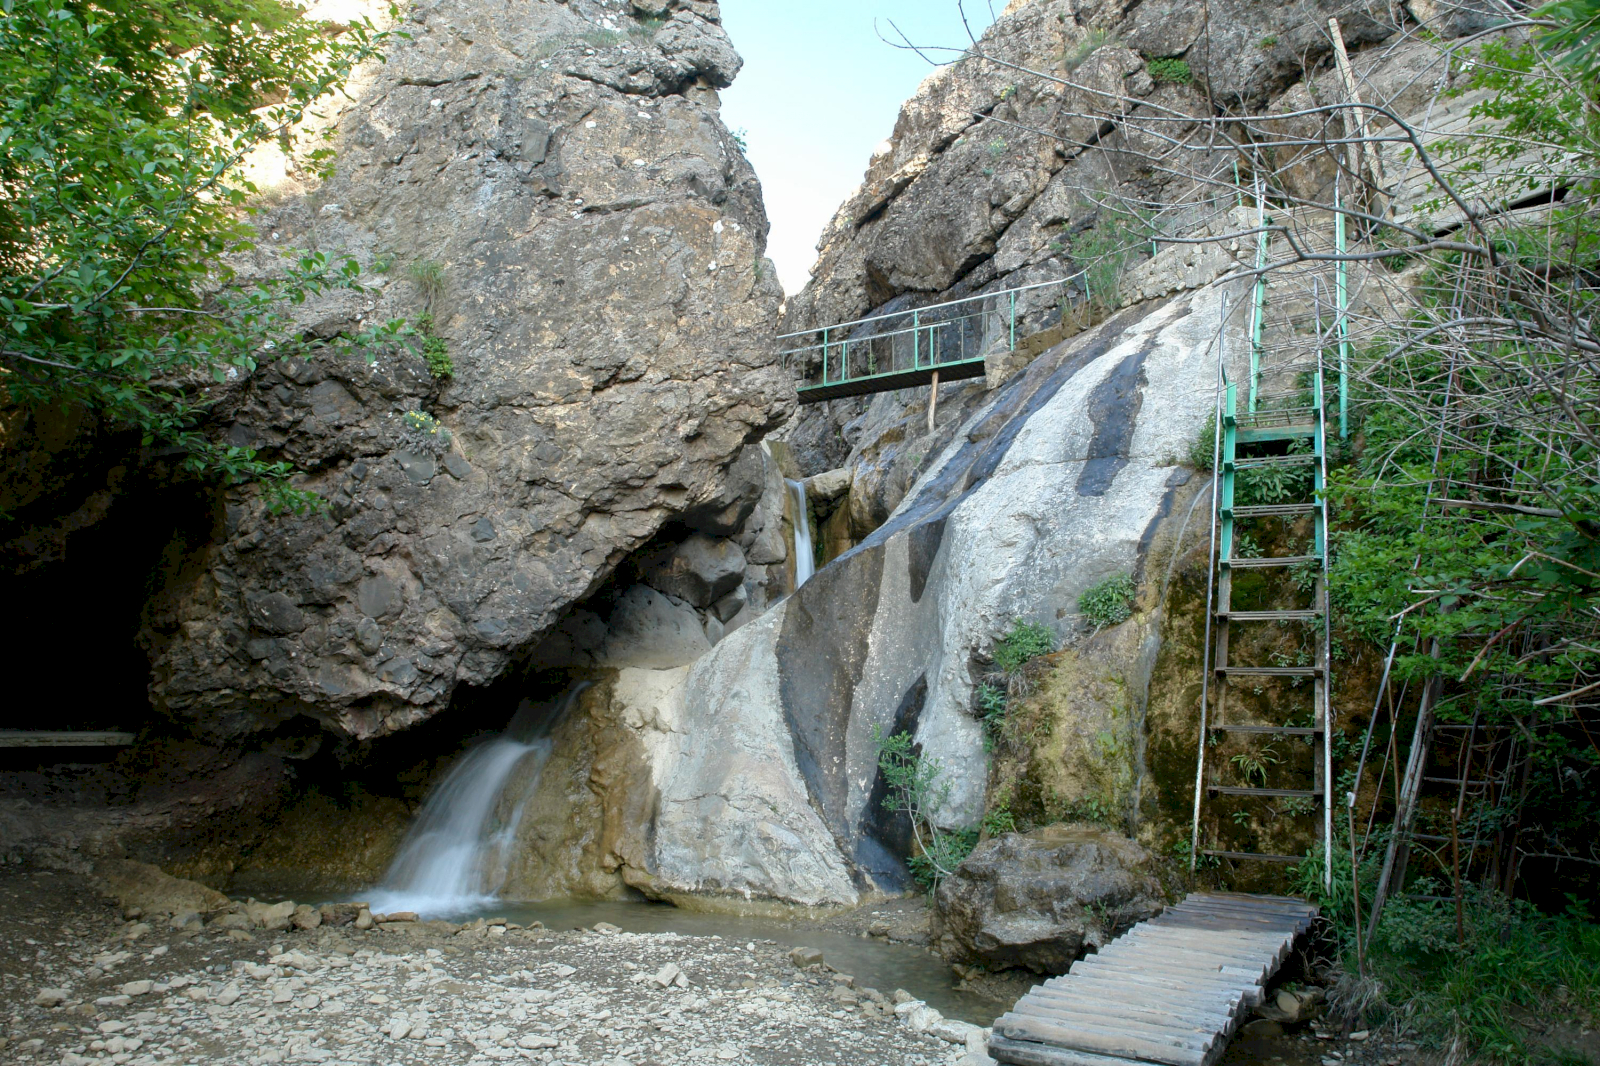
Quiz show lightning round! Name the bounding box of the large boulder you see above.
[932,825,1167,974]
[133,0,791,739]
[638,534,746,607]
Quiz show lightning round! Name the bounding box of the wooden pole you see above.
[1329,19,1389,211]
[927,370,940,433]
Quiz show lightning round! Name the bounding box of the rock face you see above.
[568,283,1247,906]
[138,0,792,739]
[932,825,1167,974]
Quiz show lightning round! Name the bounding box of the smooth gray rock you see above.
[932,825,1166,974]
[638,534,746,608]
[596,585,712,670]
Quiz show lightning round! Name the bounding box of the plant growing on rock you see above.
[873,727,977,891]
[1146,57,1191,83]
[1078,573,1136,630]
[992,618,1056,673]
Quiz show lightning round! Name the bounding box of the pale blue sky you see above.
[719,1,998,294]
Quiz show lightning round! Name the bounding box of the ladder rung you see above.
[1210,724,1320,736]
[1236,406,1316,426]
[1230,453,1318,470]
[1219,609,1321,621]
[1239,425,1318,442]
[1201,850,1306,864]
[1223,554,1320,569]
[1208,786,1321,798]
[1229,503,1317,518]
[1217,665,1322,677]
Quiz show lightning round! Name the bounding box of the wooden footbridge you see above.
[989,892,1317,1066]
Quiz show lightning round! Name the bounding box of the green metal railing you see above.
[778,274,1086,400]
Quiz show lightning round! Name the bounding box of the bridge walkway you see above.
[988,892,1316,1066]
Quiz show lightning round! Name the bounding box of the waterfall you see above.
[365,685,585,917]
[787,479,815,587]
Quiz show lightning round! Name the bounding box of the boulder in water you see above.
[932,825,1167,974]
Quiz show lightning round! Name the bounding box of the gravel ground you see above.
[0,870,990,1066]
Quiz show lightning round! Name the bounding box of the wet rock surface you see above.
[1,869,992,1066]
[931,825,1167,974]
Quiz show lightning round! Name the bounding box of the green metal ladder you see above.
[1190,201,1346,888]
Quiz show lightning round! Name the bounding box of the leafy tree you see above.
[0,0,399,511]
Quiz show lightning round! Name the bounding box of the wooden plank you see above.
[1119,928,1295,961]
[1028,980,1243,1019]
[989,1034,1150,1066]
[996,1013,1208,1066]
[1095,941,1277,978]
[1127,925,1295,950]
[1016,992,1235,1032]
[0,731,136,748]
[1003,1004,1217,1051]
[1058,965,1247,999]
[1009,998,1228,1040]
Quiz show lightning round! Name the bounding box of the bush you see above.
[1079,573,1136,629]
[992,619,1056,673]
[874,728,976,892]
[1187,410,1218,470]
[1147,57,1192,84]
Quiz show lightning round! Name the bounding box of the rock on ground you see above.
[1,868,979,1066]
[932,825,1167,974]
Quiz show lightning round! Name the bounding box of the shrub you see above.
[408,259,447,310]
[1147,57,1192,84]
[412,312,453,379]
[874,728,976,891]
[1079,573,1136,629]
[993,619,1056,673]
[1187,410,1218,470]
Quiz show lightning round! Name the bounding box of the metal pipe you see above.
[1190,292,1230,874]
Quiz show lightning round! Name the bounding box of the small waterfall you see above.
[788,479,815,587]
[365,685,585,917]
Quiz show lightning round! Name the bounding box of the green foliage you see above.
[1258,35,1278,48]
[371,252,396,275]
[730,127,748,153]
[1062,28,1114,72]
[408,260,447,310]
[987,136,1008,159]
[1229,744,1279,786]
[413,313,453,380]
[992,618,1057,673]
[981,800,1017,837]
[976,681,1009,752]
[1186,410,1218,470]
[1537,0,1600,81]
[1069,200,1156,311]
[1146,57,1192,84]
[874,727,975,891]
[1078,573,1136,629]
[0,0,396,506]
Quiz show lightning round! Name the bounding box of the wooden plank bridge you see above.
[989,892,1317,1066]
[0,731,136,747]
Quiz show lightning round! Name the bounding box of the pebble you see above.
[12,885,983,1066]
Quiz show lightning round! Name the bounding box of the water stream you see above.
[787,479,815,587]
[364,686,584,917]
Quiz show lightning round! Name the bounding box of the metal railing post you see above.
[912,310,919,369]
[1009,290,1017,350]
[821,328,829,384]
[1336,179,1351,439]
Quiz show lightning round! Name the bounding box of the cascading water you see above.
[365,685,585,917]
[787,479,815,587]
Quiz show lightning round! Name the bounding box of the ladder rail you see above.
[1190,293,1231,874]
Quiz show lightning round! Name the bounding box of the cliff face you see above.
[135,0,793,739]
